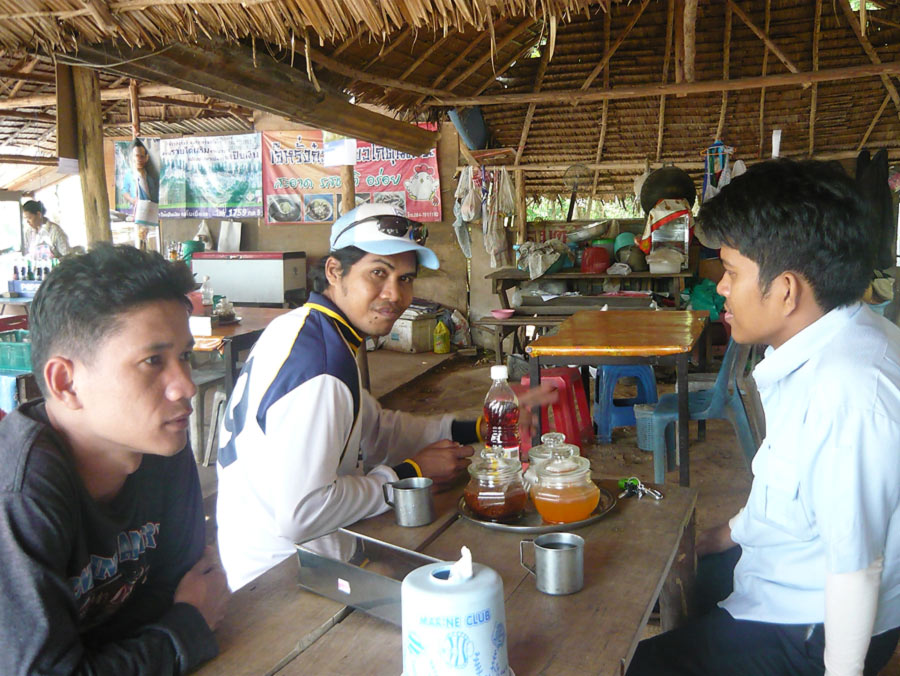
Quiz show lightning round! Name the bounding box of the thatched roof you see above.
[0,0,898,198]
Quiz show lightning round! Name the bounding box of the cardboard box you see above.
[384,317,436,353]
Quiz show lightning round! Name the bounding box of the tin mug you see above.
[383,477,436,527]
[519,532,584,595]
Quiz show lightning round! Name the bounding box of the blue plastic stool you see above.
[593,364,659,443]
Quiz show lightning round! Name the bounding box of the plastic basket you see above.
[0,329,32,371]
[634,403,656,452]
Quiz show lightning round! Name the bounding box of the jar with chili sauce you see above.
[463,451,527,522]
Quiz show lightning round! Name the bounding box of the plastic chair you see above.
[644,339,758,484]
[592,365,659,443]
[189,365,226,466]
[520,367,593,450]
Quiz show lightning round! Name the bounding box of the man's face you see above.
[68,299,197,458]
[24,210,41,231]
[132,146,149,170]
[717,245,787,347]
[327,251,417,336]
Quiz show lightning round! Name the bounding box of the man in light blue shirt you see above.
[628,159,900,676]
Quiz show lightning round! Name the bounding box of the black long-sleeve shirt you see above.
[0,400,217,674]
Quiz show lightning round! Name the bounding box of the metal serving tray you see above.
[296,529,441,626]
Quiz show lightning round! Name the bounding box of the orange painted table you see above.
[526,310,709,486]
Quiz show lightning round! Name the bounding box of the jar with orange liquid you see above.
[531,453,600,524]
[522,432,578,493]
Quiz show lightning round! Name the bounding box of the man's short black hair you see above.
[22,200,44,215]
[130,138,147,153]
[698,158,874,312]
[309,246,369,294]
[30,243,195,394]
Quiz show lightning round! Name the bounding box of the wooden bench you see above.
[472,315,566,365]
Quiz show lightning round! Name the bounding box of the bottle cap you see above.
[490,365,508,380]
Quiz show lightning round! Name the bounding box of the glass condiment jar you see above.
[522,432,577,493]
[463,450,527,522]
[532,452,600,524]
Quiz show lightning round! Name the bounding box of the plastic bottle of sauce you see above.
[483,365,520,461]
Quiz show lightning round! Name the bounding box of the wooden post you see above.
[341,164,370,390]
[55,63,78,174]
[340,165,356,216]
[129,79,140,138]
[516,169,527,244]
[72,67,111,244]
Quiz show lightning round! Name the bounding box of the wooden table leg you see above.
[677,352,690,486]
[530,356,542,446]
[659,508,696,631]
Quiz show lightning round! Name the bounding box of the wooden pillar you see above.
[55,64,78,174]
[340,165,355,215]
[129,79,140,138]
[341,164,370,390]
[515,169,527,244]
[72,67,111,244]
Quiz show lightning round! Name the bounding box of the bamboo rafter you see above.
[716,4,731,141]
[514,40,551,165]
[726,0,799,75]
[809,0,821,155]
[757,0,771,158]
[590,8,612,202]
[656,0,675,161]
[580,0,650,90]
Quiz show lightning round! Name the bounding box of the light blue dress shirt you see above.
[721,303,900,634]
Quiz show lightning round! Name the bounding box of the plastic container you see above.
[200,275,214,306]
[433,320,450,354]
[634,403,656,452]
[591,238,616,258]
[0,329,32,371]
[581,246,611,274]
[483,365,520,460]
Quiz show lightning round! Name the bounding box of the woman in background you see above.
[22,200,70,260]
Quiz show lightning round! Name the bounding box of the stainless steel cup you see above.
[383,477,436,527]
[519,532,584,595]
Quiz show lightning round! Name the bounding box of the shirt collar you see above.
[752,302,862,390]
[304,292,363,351]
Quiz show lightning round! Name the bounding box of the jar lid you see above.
[527,432,577,462]
[468,451,521,480]
[535,454,591,483]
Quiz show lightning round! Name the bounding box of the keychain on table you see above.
[617,477,663,500]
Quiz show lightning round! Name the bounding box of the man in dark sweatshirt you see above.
[0,243,229,674]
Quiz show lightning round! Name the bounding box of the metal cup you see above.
[383,477,436,527]
[519,532,584,595]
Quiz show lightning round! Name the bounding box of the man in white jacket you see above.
[216,204,552,590]
[627,160,900,676]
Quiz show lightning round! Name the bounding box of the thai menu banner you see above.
[159,133,263,219]
[261,126,441,225]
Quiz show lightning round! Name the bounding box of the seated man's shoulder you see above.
[0,405,73,496]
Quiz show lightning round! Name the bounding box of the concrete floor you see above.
[196,350,900,673]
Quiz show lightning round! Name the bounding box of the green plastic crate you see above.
[0,330,32,371]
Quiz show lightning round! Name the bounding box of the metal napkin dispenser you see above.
[296,529,441,626]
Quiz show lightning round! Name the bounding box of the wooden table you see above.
[526,310,709,486]
[205,306,291,397]
[486,268,693,311]
[200,480,697,676]
[472,315,567,365]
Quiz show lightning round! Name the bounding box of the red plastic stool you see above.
[520,367,593,450]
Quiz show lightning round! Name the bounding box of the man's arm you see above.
[824,558,882,676]
[0,473,217,674]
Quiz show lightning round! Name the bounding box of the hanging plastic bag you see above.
[497,168,515,215]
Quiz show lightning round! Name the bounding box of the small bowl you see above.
[490,309,515,319]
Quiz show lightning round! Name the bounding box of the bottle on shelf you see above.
[36,267,42,282]
[199,275,214,306]
[26,260,33,281]
[483,365,521,461]
[12,266,18,281]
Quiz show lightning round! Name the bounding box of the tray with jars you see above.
[458,433,616,534]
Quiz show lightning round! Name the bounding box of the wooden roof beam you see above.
[67,40,437,156]
[427,61,900,107]
[399,30,456,79]
[0,82,186,110]
[656,0,675,161]
[838,0,900,123]
[514,40,552,165]
[471,32,543,97]
[581,0,650,91]
[857,92,890,151]
[716,4,732,141]
[444,18,535,92]
[757,0,771,158]
[683,0,697,82]
[809,0,821,156]
[725,0,800,75]
[0,154,57,165]
[360,26,412,71]
[0,69,55,84]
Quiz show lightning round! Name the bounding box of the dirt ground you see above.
[380,354,900,675]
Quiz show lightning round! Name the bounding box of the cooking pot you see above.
[640,165,696,214]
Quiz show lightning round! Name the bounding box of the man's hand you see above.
[174,546,230,630]
[410,440,474,487]
[511,382,559,442]
[696,522,736,557]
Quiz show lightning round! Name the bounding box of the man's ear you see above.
[43,357,82,410]
[779,271,805,316]
[324,256,343,287]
